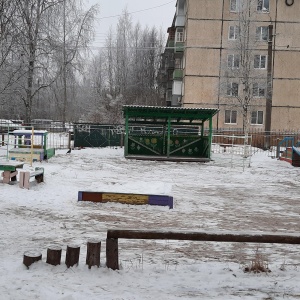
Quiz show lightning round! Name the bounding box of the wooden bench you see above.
[19,167,44,189]
[105,229,300,270]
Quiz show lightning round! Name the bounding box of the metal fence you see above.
[1,120,300,152]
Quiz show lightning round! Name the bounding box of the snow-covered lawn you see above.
[0,147,300,299]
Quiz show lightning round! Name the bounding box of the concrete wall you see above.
[180,0,300,130]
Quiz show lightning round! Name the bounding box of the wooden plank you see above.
[107,229,300,245]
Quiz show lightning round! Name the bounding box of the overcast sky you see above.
[84,0,177,49]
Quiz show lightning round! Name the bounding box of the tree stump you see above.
[23,250,42,269]
[46,245,62,266]
[65,244,80,268]
[106,238,119,270]
[86,238,101,269]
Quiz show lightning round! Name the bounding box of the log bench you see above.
[106,229,300,270]
[19,167,44,189]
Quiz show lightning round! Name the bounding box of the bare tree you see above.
[220,0,268,133]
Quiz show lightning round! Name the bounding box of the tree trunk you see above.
[23,250,42,268]
[65,244,80,268]
[106,238,119,270]
[46,245,62,266]
[86,238,101,269]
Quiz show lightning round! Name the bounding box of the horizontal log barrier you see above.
[106,229,300,270]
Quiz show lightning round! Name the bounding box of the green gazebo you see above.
[123,105,219,162]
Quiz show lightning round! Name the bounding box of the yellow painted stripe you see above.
[102,193,149,205]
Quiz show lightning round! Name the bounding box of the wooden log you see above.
[106,238,119,270]
[107,229,300,245]
[46,245,62,266]
[86,238,101,269]
[65,244,80,268]
[23,250,42,268]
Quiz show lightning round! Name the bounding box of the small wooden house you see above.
[9,130,55,162]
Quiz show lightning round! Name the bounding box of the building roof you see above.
[123,105,219,124]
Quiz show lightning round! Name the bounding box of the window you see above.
[176,28,184,42]
[230,0,241,12]
[251,111,264,125]
[225,110,237,124]
[253,83,266,97]
[227,82,239,96]
[175,58,182,69]
[229,25,239,40]
[228,54,240,69]
[256,26,268,41]
[254,55,266,69]
[257,0,269,12]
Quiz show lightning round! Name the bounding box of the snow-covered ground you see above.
[0,146,300,299]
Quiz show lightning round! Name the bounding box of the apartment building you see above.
[159,0,300,131]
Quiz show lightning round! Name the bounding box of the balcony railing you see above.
[175,42,184,52]
[173,69,183,80]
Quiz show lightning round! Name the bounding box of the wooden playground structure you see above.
[8,129,55,163]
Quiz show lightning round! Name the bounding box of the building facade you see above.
[159,0,300,131]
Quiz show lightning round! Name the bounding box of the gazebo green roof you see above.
[122,105,219,125]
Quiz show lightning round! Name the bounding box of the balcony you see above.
[167,40,175,50]
[175,42,184,52]
[173,69,183,80]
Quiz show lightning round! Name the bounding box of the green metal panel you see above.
[128,135,165,155]
[74,124,122,148]
[175,42,184,52]
[127,135,209,158]
[173,69,183,80]
[169,136,209,157]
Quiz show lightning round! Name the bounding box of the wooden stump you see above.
[106,238,119,270]
[86,238,101,269]
[65,244,80,268]
[46,245,62,266]
[23,250,42,269]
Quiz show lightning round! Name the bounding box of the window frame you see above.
[254,54,267,69]
[225,110,237,124]
[228,54,240,69]
[229,25,239,40]
[251,111,264,125]
[176,28,184,43]
[227,82,239,97]
[230,0,241,12]
[253,83,266,98]
[257,0,269,13]
[256,26,268,41]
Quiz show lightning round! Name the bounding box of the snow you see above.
[0,146,300,299]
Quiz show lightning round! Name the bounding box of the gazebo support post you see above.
[167,117,171,158]
[208,117,213,159]
[125,114,129,157]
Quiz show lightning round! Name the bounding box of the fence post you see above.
[276,138,280,158]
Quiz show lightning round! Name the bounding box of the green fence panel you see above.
[74,124,123,148]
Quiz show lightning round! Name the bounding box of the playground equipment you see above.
[8,129,55,163]
[277,137,300,167]
[122,106,219,162]
[78,191,173,209]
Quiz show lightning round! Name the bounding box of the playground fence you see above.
[1,120,300,152]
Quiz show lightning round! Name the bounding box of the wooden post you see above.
[65,244,80,268]
[46,245,62,266]
[106,238,119,270]
[23,250,42,269]
[86,238,101,269]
